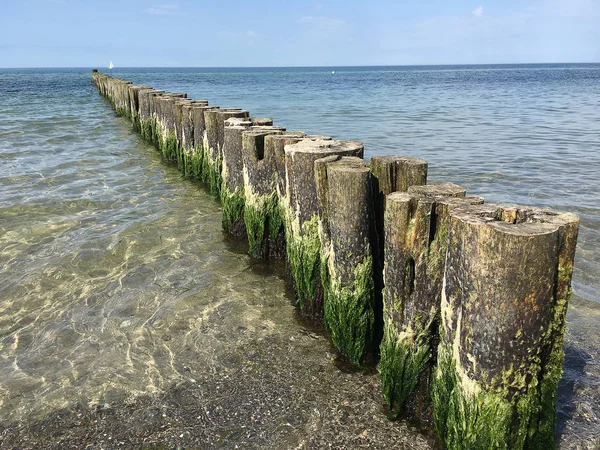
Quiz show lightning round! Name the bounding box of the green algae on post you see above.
[187,104,217,178]
[284,139,364,318]
[378,185,483,417]
[263,132,307,259]
[241,127,286,258]
[369,155,429,363]
[221,121,251,235]
[432,204,579,449]
[316,156,376,365]
[203,109,249,195]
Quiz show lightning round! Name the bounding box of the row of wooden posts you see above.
[91,70,579,449]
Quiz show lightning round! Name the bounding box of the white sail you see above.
[109,61,114,69]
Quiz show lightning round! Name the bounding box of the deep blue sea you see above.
[0,65,599,448]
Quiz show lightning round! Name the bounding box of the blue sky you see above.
[1,0,598,67]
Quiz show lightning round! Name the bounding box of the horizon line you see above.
[1,62,600,70]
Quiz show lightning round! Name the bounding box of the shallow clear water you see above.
[0,66,598,448]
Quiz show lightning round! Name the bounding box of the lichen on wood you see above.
[315,157,376,365]
[432,204,579,449]
[378,185,482,417]
[242,128,286,258]
[284,139,364,318]
[221,124,251,235]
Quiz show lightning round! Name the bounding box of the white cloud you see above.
[145,4,179,16]
[473,6,483,17]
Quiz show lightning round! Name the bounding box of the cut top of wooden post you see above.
[285,139,364,226]
[408,182,465,198]
[225,117,252,127]
[251,118,274,126]
[370,155,428,195]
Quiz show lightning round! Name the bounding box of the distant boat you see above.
[331,71,335,74]
[109,61,115,70]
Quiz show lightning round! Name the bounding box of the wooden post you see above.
[260,132,308,259]
[203,109,249,194]
[241,127,287,258]
[316,156,376,365]
[284,139,363,318]
[221,122,253,236]
[432,204,579,449]
[370,156,429,357]
[378,184,483,418]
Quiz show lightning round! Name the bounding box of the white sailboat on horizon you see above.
[109,61,115,70]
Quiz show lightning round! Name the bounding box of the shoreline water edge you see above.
[88,69,586,449]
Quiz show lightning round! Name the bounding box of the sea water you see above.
[0,65,598,448]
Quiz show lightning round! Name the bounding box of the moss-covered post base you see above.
[261,133,308,259]
[156,94,187,162]
[126,84,151,131]
[203,109,249,195]
[315,156,376,365]
[284,139,364,319]
[370,155,429,361]
[183,105,217,179]
[138,89,163,143]
[432,204,579,449]
[379,184,483,418]
[221,121,252,236]
[241,127,289,259]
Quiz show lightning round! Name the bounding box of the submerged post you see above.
[432,204,579,449]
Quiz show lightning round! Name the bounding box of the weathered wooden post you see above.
[181,103,195,175]
[315,156,377,365]
[221,119,252,236]
[171,98,191,169]
[155,93,187,161]
[126,84,151,131]
[241,126,293,259]
[432,204,579,449]
[111,79,132,118]
[138,89,161,142]
[378,184,483,417]
[370,155,428,235]
[155,95,170,156]
[284,139,363,318]
[370,156,429,357]
[185,104,218,178]
[261,132,308,259]
[203,109,249,194]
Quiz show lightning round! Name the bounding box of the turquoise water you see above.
[0,65,599,448]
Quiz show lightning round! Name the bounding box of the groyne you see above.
[91,69,580,449]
